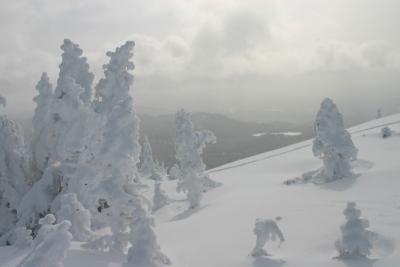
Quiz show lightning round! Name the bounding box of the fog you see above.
[1,0,400,124]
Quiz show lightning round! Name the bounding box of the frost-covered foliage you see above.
[54,193,94,242]
[0,97,28,237]
[381,127,392,138]
[55,39,94,103]
[312,98,358,181]
[335,202,375,258]
[152,182,169,212]
[251,218,285,257]
[139,136,155,179]
[18,218,72,267]
[125,195,171,267]
[174,109,219,209]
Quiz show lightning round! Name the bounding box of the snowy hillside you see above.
[2,113,400,267]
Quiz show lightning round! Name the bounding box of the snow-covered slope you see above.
[2,114,400,267]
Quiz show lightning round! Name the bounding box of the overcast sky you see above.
[1,0,400,123]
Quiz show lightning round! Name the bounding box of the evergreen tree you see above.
[335,202,374,258]
[31,72,54,178]
[312,98,358,181]
[89,41,142,254]
[125,195,171,267]
[174,109,218,209]
[251,218,285,257]
[0,97,28,237]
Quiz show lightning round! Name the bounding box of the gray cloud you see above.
[1,0,400,124]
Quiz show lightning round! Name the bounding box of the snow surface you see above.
[252,133,267,137]
[270,132,302,136]
[2,114,400,266]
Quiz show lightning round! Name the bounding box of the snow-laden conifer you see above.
[0,97,28,237]
[125,195,171,267]
[174,109,219,209]
[312,98,357,181]
[251,218,285,257]
[335,202,375,258]
[88,41,142,254]
[31,72,54,177]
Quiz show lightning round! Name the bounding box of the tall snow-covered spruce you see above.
[79,40,170,263]
[174,109,219,209]
[312,98,358,182]
[0,97,28,241]
[30,72,54,178]
[18,67,97,230]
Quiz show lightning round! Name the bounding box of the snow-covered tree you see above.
[31,72,54,178]
[18,218,72,267]
[0,97,28,237]
[125,195,171,267]
[251,218,285,257]
[381,127,392,138]
[152,182,169,212]
[139,136,155,179]
[20,67,99,230]
[54,193,95,242]
[87,41,142,254]
[335,202,375,258]
[312,98,358,182]
[55,39,94,103]
[30,41,98,186]
[174,109,219,209]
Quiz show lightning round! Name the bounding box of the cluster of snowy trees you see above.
[254,98,380,260]
[0,39,219,266]
[252,202,376,260]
